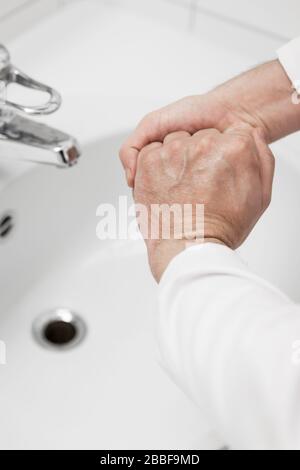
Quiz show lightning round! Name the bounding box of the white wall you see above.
[181,0,298,39]
[1,1,299,45]
[0,0,29,19]
[0,0,62,43]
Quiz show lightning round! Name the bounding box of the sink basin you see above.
[0,134,224,449]
[0,132,300,450]
[0,0,300,451]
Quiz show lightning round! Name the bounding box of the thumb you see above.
[253,128,275,209]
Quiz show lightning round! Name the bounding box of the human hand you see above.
[121,60,296,187]
[133,128,275,281]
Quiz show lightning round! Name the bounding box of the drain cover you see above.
[33,309,87,351]
[44,320,77,345]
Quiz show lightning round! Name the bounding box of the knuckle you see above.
[227,135,258,166]
[137,148,147,166]
[235,134,252,153]
[166,139,184,155]
[147,148,159,160]
[197,134,215,150]
[187,139,202,158]
[141,147,160,165]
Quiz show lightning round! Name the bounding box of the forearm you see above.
[158,244,300,449]
[213,60,300,143]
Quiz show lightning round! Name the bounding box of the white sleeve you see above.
[157,243,300,450]
[278,37,300,92]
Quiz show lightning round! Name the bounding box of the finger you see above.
[119,146,139,188]
[253,128,275,208]
[119,111,164,187]
[134,142,163,193]
[119,129,145,187]
[137,141,163,163]
[163,131,191,144]
[188,128,221,157]
[120,139,162,188]
[192,128,221,139]
[119,97,211,185]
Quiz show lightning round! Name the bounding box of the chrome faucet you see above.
[0,45,81,168]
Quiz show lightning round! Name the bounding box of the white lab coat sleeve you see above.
[278,37,300,92]
[158,243,300,450]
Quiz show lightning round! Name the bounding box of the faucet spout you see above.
[0,114,81,168]
[0,44,81,168]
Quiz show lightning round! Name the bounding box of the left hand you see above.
[120,60,296,188]
[133,128,275,282]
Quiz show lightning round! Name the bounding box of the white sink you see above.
[0,0,300,451]
[0,134,224,449]
[0,131,300,450]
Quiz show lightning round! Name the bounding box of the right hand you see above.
[120,60,296,187]
[133,127,275,281]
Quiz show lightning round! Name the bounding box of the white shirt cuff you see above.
[278,37,300,93]
[159,242,289,301]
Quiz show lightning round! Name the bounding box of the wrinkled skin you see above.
[134,128,275,281]
[120,60,295,187]
[120,59,299,281]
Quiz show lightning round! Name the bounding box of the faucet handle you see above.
[0,44,62,116]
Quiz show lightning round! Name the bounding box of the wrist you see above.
[148,237,225,283]
[211,60,299,143]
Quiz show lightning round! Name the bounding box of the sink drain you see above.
[33,309,87,351]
